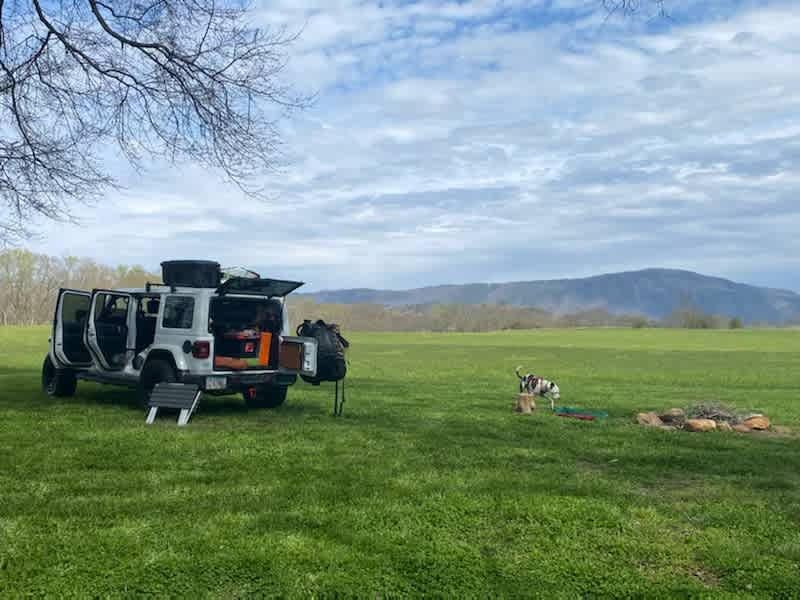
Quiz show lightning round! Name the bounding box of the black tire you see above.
[41,356,78,397]
[245,385,288,409]
[136,359,176,408]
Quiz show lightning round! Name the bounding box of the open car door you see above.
[51,289,93,368]
[85,290,135,371]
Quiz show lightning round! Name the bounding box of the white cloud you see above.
[26,0,800,292]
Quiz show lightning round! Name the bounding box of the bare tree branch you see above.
[1,0,306,242]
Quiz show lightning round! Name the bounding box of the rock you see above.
[742,416,770,430]
[659,408,685,424]
[659,425,677,431]
[732,423,752,433]
[636,412,664,427]
[515,393,535,414]
[685,418,717,432]
[717,422,733,432]
[741,413,764,421]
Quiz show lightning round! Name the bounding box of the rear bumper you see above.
[178,371,297,392]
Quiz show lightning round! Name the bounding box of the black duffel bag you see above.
[296,319,349,385]
[296,320,350,415]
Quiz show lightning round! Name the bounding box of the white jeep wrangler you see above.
[42,260,318,409]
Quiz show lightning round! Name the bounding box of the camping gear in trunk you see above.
[209,297,282,370]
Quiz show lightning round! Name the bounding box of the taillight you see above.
[192,341,210,359]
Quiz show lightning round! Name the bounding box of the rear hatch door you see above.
[217,277,304,297]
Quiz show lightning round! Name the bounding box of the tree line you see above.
[286,301,757,332]
[286,298,658,332]
[1,249,755,330]
[0,249,158,325]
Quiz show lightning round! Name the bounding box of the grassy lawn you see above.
[1,326,799,597]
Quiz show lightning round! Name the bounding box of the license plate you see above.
[205,376,227,390]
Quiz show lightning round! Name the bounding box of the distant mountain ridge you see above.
[302,269,800,324]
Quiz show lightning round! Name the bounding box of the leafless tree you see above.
[0,248,159,324]
[1,1,304,241]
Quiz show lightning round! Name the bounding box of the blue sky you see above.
[28,0,800,292]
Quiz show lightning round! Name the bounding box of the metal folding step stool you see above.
[145,383,202,426]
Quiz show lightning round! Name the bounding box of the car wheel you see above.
[245,385,288,409]
[137,359,176,408]
[41,356,77,397]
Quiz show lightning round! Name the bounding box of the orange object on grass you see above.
[258,332,272,365]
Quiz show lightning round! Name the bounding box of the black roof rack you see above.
[145,282,176,293]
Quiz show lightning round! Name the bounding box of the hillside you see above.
[303,269,800,324]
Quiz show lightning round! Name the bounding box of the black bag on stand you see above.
[296,320,349,415]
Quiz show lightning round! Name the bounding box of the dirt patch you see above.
[685,565,722,588]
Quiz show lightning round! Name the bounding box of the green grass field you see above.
[1,326,799,597]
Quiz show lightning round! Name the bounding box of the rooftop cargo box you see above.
[161,260,221,288]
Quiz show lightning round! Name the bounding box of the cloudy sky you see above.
[27,0,800,292]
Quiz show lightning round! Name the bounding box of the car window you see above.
[95,293,129,323]
[141,296,160,317]
[62,293,90,324]
[163,296,195,329]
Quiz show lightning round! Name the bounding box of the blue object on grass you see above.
[553,406,609,418]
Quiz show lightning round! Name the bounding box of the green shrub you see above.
[729,317,744,329]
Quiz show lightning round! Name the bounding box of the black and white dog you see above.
[516,366,561,411]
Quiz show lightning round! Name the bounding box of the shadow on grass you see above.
[65,384,335,418]
[0,366,39,376]
[8,368,800,502]
[0,367,48,404]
